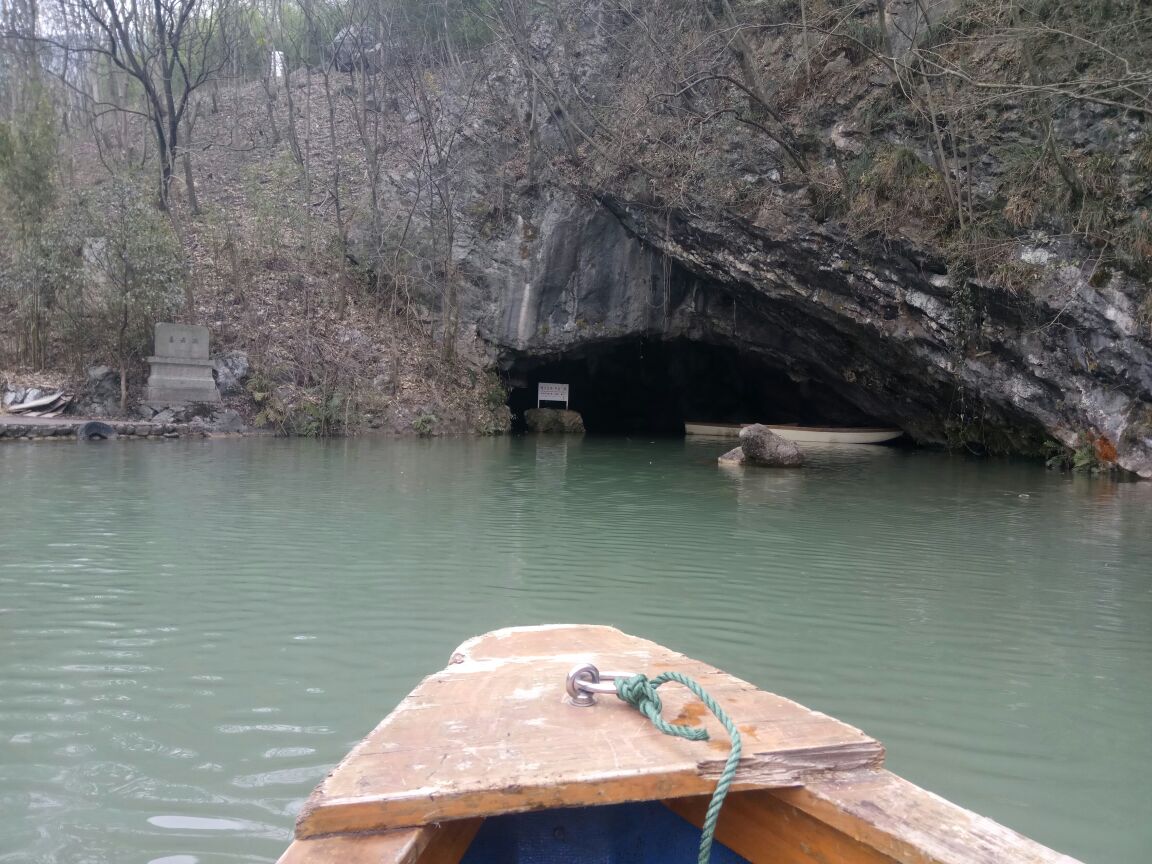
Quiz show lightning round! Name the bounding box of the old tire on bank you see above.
[77,421,117,441]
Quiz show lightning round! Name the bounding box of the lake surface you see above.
[1,436,1150,863]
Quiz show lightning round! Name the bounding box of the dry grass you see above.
[13,69,510,435]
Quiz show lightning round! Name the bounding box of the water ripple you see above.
[0,437,1149,863]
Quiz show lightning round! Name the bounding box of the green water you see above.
[1,437,1150,864]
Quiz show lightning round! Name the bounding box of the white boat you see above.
[764,424,904,444]
[685,422,903,444]
[683,422,746,438]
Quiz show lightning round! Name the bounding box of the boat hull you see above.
[684,422,903,444]
[683,422,745,438]
[764,425,903,444]
[460,801,749,863]
[278,625,1082,864]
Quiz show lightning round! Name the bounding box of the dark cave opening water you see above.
[504,337,892,435]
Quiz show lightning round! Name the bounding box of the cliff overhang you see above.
[470,191,1151,476]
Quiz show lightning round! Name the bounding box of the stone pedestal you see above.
[146,323,220,404]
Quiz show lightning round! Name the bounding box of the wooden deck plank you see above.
[278,829,427,864]
[295,625,883,838]
[775,770,1082,864]
[669,775,1083,864]
[277,819,481,864]
[417,818,484,863]
[667,792,898,864]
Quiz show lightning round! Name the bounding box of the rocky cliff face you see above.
[351,0,1152,473]
[462,187,1150,475]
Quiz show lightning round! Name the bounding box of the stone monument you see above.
[146,323,221,404]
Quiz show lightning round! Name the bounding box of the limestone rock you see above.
[739,424,805,467]
[212,350,250,396]
[525,408,585,434]
[87,365,117,394]
[718,446,746,465]
[331,26,385,73]
[214,409,246,433]
[830,121,864,155]
[338,10,1152,477]
[76,365,121,416]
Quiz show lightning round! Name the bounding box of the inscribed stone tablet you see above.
[154,323,210,360]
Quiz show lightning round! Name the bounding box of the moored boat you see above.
[278,625,1080,864]
[684,421,747,438]
[685,422,903,444]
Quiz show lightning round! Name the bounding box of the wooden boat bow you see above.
[280,625,1084,864]
[295,625,883,837]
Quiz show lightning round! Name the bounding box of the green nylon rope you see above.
[615,672,743,864]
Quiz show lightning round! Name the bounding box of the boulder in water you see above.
[717,446,746,465]
[738,424,805,467]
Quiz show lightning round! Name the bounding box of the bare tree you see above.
[39,0,236,208]
[180,96,201,214]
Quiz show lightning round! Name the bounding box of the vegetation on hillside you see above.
[0,0,1147,437]
[0,0,511,434]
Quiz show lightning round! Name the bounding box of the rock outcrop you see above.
[74,365,121,416]
[135,401,249,434]
[346,0,1152,473]
[452,187,1150,475]
[717,426,805,467]
[212,351,250,397]
[718,447,745,466]
[525,408,585,434]
[738,425,805,467]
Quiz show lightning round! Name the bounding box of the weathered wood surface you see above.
[776,770,1083,864]
[277,819,481,864]
[277,830,428,864]
[669,791,897,864]
[669,775,1083,864]
[296,624,884,838]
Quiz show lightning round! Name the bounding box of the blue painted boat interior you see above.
[459,800,751,863]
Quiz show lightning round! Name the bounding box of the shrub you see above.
[412,413,438,436]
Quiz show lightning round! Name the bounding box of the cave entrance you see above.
[504,338,887,435]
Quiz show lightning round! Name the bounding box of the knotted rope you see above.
[615,672,743,864]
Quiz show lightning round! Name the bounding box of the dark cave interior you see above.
[504,338,890,435]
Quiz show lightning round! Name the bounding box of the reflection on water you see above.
[1,436,1150,863]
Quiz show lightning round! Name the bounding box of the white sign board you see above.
[537,382,569,408]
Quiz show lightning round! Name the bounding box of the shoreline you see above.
[0,414,275,442]
[0,416,206,442]
[0,414,504,442]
